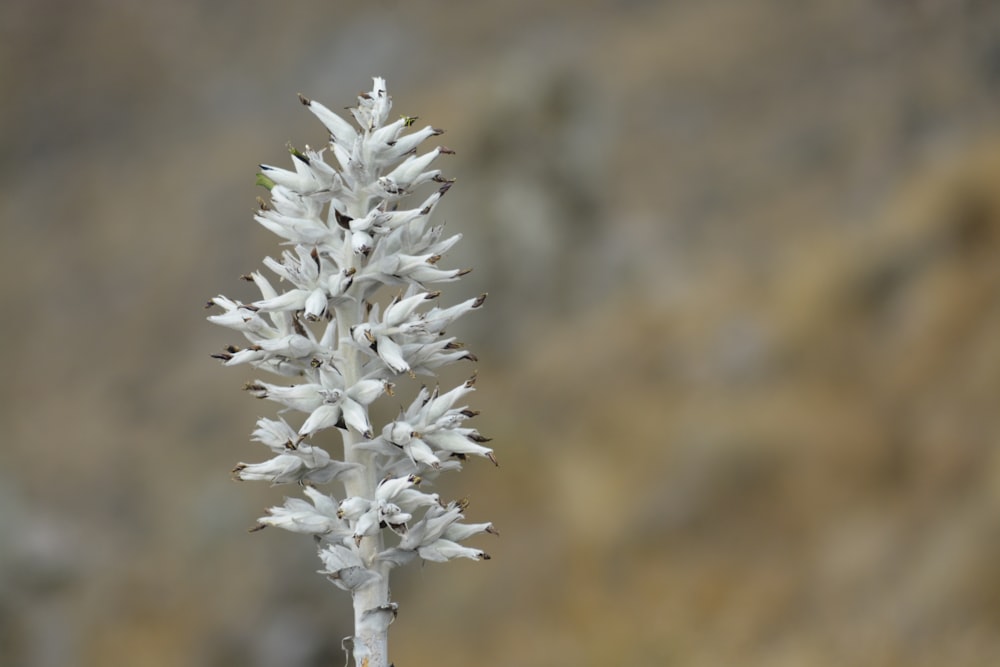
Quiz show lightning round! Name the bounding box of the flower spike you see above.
[207,79,495,667]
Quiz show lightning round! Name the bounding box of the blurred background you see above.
[2,0,1000,665]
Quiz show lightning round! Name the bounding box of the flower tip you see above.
[255,172,276,191]
[287,143,310,164]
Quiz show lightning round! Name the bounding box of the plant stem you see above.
[338,199,390,667]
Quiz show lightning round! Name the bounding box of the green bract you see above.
[207,78,495,667]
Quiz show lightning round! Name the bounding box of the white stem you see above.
[339,196,390,667]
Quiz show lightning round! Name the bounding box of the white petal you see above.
[353,509,380,542]
[234,454,303,483]
[384,291,432,327]
[257,334,317,359]
[423,379,475,424]
[348,379,388,405]
[252,382,324,412]
[404,438,441,469]
[384,126,441,161]
[303,98,359,146]
[385,149,441,187]
[318,544,380,592]
[300,404,343,436]
[338,496,372,521]
[376,475,420,502]
[340,398,372,438]
[251,417,298,450]
[417,538,488,562]
[304,287,328,320]
[442,521,497,542]
[424,430,494,462]
[302,485,341,518]
[352,230,373,256]
[375,335,409,373]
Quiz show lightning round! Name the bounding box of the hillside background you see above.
[2,1,1000,665]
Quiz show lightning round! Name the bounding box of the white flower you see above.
[375,474,421,503]
[337,496,372,522]
[319,544,381,592]
[297,379,388,438]
[232,446,360,485]
[245,381,327,413]
[250,417,300,451]
[443,520,499,541]
[299,94,358,147]
[417,539,489,563]
[258,486,350,537]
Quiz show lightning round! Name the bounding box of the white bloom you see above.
[258,486,350,537]
[299,94,359,147]
[244,381,326,413]
[337,496,372,521]
[443,521,499,541]
[417,538,489,563]
[250,417,300,452]
[375,474,421,503]
[391,488,441,512]
[318,544,381,592]
[232,446,360,485]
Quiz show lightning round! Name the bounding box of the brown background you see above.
[2,1,1000,665]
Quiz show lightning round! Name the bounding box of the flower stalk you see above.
[207,78,496,667]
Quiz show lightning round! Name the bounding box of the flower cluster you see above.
[206,78,496,667]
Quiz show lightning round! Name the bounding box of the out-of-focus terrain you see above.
[2,1,1000,665]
